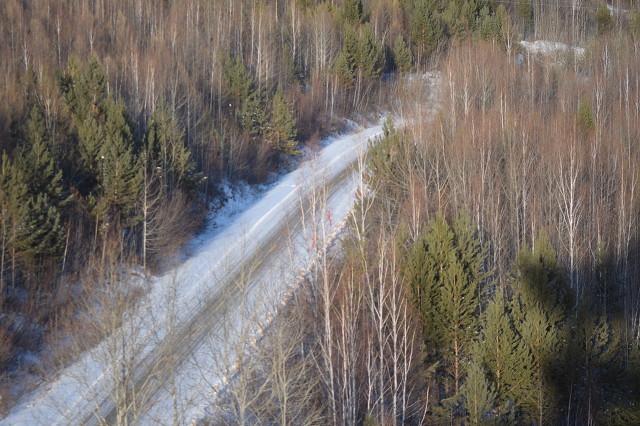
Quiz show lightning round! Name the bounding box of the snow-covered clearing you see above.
[520,40,585,58]
[607,3,629,16]
[1,119,388,426]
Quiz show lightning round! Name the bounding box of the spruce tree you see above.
[452,213,487,289]
[357,25,384,80]
[145,105,196,192]
[393,35,412,73]
[60,57,108,178]
[223,56,253,113]
[0,154,29,285]
[480,289,535,419]
[341,0,364,25]
[240,89,268,138]
[462,353,497,425]
[16,193,65,259]
[407,214,484,395]
[335,29,359,87]
[420,214,456,346]
[513,236,571,323]
[96,101,141,226]
[19,105,66,206]
[509,238,570,423]
[409,0,445,60]
[267,90,299,156]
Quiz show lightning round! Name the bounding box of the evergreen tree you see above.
[96,101,141,226]
[335,29,360,87]
[452,214,487,287]
[0,152,29,285]
[413,215,455,346]
[406,214,484,395]
[357,25,384,80]
[60,57,108,178]
[462,353,497,425]
[513,236,571,322]
[437,253,478,393]
[0,153,28,286]
[145,105,196,193]
[340,0,364,25]
[223,55,253,111]
[15,193,65,259]
[393,35,412,73]
[509,238,570,424]
[240,88,268,138]
[18,105,66,206]
[480,289,535,419]
[409,0,445,60]
[478,4,503,41]
[267,90,299,156]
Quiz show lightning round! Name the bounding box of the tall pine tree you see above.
[267,90,299,156]
[480,288,535,420]
[145,105,196,193]
[462,352,497,425]
[96,101,141,227]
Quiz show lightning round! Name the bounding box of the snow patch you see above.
[520,40,585,58]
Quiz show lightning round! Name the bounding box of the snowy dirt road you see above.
[2,72,439,426]
[2,122,385,426]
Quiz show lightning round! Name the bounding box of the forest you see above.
[1,0,640,424]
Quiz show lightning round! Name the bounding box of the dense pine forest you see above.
[1,0,640,424]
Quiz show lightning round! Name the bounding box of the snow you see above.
[520,40,585,58]
[0,120,388,426]
[607,3,628,15]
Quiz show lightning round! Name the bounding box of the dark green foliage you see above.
[18,105,66,206]
[366,120,412,218]
[512,236,571,320]
[406,214,485,394]
[567,305,640,425]
[221,56,270,138]
[462,354,496,425]
[0,153,29,261]
[578,99,595,132]
[96,101,142,225]
[240,88,268,137]
[596,5,614,35]
[489,239,568,424]
[392,35,412,72]
[477,4,504,41]
[335,25,384,86]
[357,25,384,80]
[145,105,197,193]
[223,56,253,110]
[16,193,65,259]
[478,288,534,417]
[60,57,108,177]
[409,0,445,59]
[335,30,360,86]
[340,0,364,25]
[437,0,498,39]
[267,91,299,156]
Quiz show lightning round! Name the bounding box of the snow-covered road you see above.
[1,121,387,426]
[2,71,439,426]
